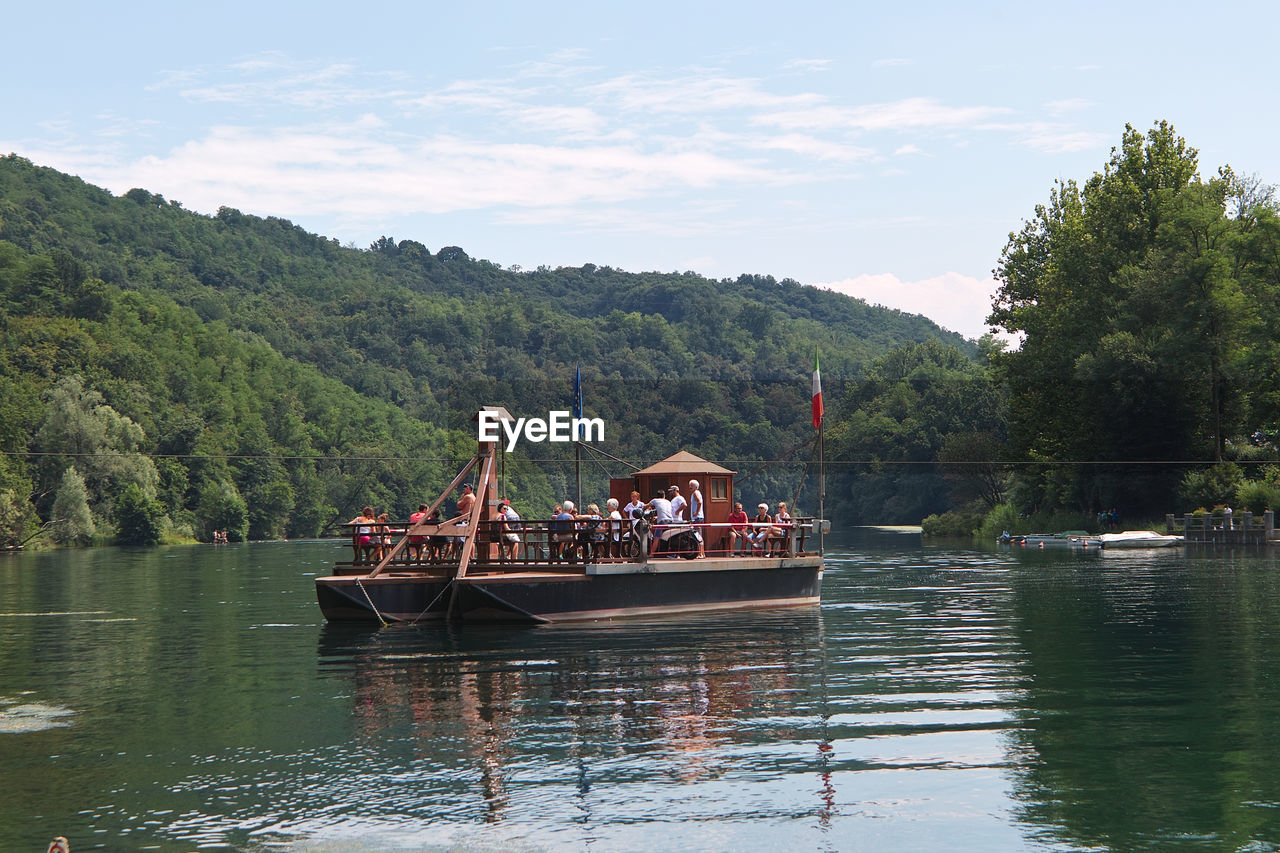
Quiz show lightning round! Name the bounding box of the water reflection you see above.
[316,611,830,826]
[1000,545,1280,851]
[8,537,1280,850]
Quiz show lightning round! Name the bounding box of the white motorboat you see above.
[1097,530,1184,549]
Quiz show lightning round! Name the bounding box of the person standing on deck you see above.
[623,490,646,523]
[668,484,686,522]
[688,479,706,558]
[407,503,428,562]
[648,492,675,557]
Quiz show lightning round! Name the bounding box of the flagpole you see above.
[819,410,825,556]
[574,364,583,508]
[814,349,825,555]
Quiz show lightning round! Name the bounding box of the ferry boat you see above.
[314,408,827,625]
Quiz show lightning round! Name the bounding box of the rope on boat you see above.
[580,443,642,471]
[409,580,454,626]
[354,578,390,627]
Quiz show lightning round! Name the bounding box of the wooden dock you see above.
[1166,510,1277,545]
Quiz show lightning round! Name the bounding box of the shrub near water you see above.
[976,503,1095,540]
[921,510,985,537]
[1235,480,1280,514]
[1180,463,1244,510]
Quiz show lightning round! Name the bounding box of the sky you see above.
[4,0,1279,341]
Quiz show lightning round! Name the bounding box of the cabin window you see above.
[709,477,729,501]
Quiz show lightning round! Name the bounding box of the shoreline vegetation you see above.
[3,120,1280,551]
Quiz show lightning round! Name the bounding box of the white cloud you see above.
[782,58,832,72]
[815,271,1004,340]
[982,121,1110,153]
[872,58,913,68]
[586,73,824,114]
[754,97,1011,132]
[755,133,877,162]
[167,58,408,110]
[43,122,785,221]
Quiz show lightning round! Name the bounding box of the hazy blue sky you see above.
[5,1,1277,339]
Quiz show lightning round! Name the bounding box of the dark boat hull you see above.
[315,557,823,624]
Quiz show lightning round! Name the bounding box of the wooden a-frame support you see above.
[367,409,508,580]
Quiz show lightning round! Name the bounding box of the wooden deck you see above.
[1166,510,1278,545]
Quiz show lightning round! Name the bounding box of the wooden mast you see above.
[365,407,512,579]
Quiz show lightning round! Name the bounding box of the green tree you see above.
[196,479,248,542]
[114,481,166,545]
[33,375,159,518]
[0,488,35,547]
[50,467,95,544]
[990,122,1277,515]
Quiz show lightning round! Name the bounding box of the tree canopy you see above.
[990,121,1280,516]
[0,154,972,542]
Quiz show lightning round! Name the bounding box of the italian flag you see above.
[812,351,823,430]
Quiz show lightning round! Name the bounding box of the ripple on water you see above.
[0,696,76,733]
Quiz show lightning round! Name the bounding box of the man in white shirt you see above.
[668,485,687,522]
[648,492,675,556]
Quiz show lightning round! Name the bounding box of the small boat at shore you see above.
[315,408,827,625]
[999,531,1087,548]
[1092,530,1184,549]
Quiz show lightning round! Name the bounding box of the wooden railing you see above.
[1167,510,1274,544]
[339,517,818,569]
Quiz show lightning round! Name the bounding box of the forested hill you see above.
[0,153,969,544]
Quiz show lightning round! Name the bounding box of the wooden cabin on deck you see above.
[610,450,737,554]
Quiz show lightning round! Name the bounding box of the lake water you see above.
[4,530,1280,852]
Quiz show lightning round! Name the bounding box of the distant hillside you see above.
[0,154,973,542]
